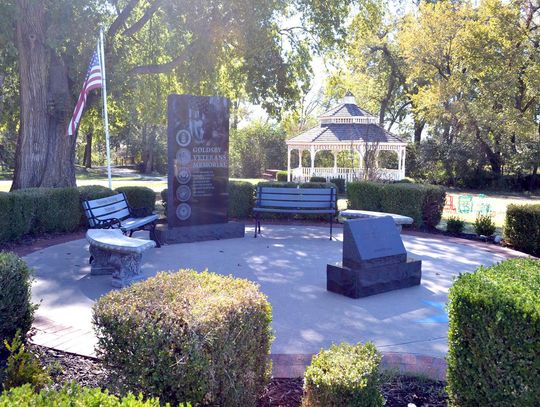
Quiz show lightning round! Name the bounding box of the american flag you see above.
[67,44,102,136]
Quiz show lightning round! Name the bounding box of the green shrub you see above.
[447,258,540,406]
[302,342,383,407]
[329,178,346,194]
[473,214,496,236]
[11,188,80,234]
[93,270,273,406]
[77,185,115,227]
[446,216,464,234]
[346,182,383,212]
[347,181,445,228]
[0,253,36,358]
[0,383,175,406]
[504,204,540,256]
[309,176,326,183]
[0,193,29,243]
[3,332,51,391]
[276,170,288,181]
[228,181,255,218]
[114,187,156,217]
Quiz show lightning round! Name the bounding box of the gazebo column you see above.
[357,145,365,181]
[332,150,338,178]
[287,147,292,182]
[400,147,406,179]
[310,146,316,177]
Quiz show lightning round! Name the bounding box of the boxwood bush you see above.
[329,178,346,194]
[347,181,445,228]
[276,170,288,181]
[446,216,465,234]
[504,204,540,256]
[0,253,36,359]
[93,270,273,406]
[11,188,80,235]
[228,180,255,218]
[114,186,156,216]
[303,342,383,407]
[0,384,174,406]
[309,176,327,183]
[447,258,540,406]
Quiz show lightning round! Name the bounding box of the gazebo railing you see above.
[291,167,403,182]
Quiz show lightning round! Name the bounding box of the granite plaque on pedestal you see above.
[327,217,421,298]
[156,94,244,244]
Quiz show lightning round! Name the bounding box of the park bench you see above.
[253,186,337,239]
[86,229,155,288]
[82,192,161,247]
[340,209,413,232]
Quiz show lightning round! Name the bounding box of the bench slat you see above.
[254,208,335,214]
[258,193,333,202]
[84,194,125,209]
[258,199,334,209]
[91,202,129,218]
[257,187,334,195]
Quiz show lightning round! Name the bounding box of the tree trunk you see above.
[12,0,48,190]
[12,0,76,190]
[413,118,425,144]
[83,131,93,168]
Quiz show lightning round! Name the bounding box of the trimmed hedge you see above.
[114,186,156,217]
[228,181,255,218]
[0,253,36,359]
[0,384,175,406]
[302,342,383,407]
[347,181,445,228]
[447,258,540,406]
[276,170,288,181]
[77,185,115,226]
[309,176,326,183]
[504,204,540,256]
[10,188,80,236]
[93,270,273,406]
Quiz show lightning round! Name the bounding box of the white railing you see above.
[291,167,403,183]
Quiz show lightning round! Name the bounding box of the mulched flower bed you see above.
[31,344,448,407]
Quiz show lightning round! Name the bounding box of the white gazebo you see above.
[286,93,407,182]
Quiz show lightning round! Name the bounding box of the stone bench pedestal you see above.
[86,229,155,288]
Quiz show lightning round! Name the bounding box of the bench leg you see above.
[109,252,143,288]
[89,245,115,275]
[254,215,259,238]
[149,223,161,248]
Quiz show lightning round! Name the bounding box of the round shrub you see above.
[447,259,540,406]
[276,170,288,181]
[93,270,273,406]
[114,186,156,216]
[228,181,255,218]
[446,216,465,234]
[473,214,496,236]
[0,253,36,358]
[329,178,345,194]
[504,204,540,256]
[303,342,383,407]
[0,383,171,406]
[309,176,327,183]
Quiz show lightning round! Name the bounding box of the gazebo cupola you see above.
[285,92,407,182]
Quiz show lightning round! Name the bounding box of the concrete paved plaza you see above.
[27,225,522,359]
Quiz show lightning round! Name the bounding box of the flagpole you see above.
[99,27,113,190]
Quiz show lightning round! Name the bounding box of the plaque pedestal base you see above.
[326,257,422,298]
[156,222,245,244]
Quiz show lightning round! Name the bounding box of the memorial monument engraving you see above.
[156,94,244,243]
[327,217,421,298]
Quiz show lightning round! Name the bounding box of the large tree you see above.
[6,0,356,189]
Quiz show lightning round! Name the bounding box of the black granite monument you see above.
[156,94,244,243]
[327,217,421,298]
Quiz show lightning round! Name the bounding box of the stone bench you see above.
[86,229,155,288]
[340,210,414,232]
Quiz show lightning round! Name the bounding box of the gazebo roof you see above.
[287,123,405,144]
[287,93,406,146]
